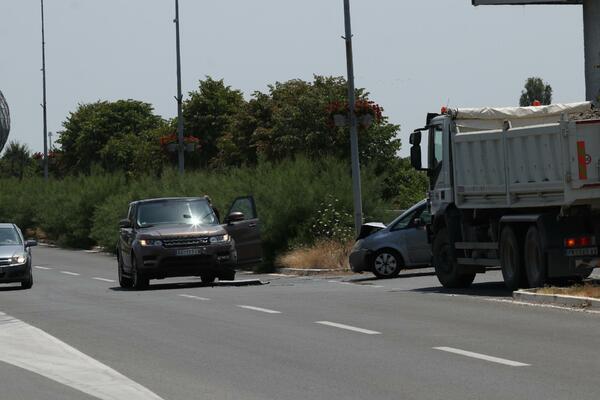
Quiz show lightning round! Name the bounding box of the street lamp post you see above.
[174,0,185,174]
[40,0,49,180]
[343,0,364,235]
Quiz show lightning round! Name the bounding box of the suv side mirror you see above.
[25,239,38,248]
[119,219,132,229]
[224,212,245,224]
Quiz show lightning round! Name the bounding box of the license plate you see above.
[566,247,598,257]
[176,248,201,257]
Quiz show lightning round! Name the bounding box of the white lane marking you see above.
[92,277,116,283]
[369,285,385,288]
[178,294,210,301]
[268,273,294,277]
[0,311,164,400]
[328,280,353,285]
[237,305,281,314]
[34,266,52,270]
[434,347,530,367]
[60,271,80,276]
[315,321,381,335]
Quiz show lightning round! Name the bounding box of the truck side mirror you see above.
[409,131,421,145]
[410,144,422,170]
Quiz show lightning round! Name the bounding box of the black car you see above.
[117,196,262,289]
[0,223,37,289]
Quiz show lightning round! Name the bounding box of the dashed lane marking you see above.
[237,305,281,314]
[434,347,530,367]
[34,266,52,270]
[314,321,381,335]
[92,277,116,283]
[178,294,210,301]
[60,271,80,276]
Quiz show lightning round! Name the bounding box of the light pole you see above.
[343,0,363,235]
[40,0,49,180]
[174,0,185,174]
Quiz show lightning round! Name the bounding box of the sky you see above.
[0,1,585,157]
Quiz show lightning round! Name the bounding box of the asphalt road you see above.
[0,246,599,400]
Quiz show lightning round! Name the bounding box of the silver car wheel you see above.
[374,252,398,276]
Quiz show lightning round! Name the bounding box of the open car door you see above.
[223,196,263,266]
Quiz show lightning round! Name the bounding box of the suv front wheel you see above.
[131,255,149,290]
[118,254,133,289]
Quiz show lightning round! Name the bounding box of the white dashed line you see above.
[92,277,116,283]
[60,271,80,276]
[237,305,281,314]
[34,266,52,270]
[178,294,210,301]
[434,347,530,367]
[328,280,353,285]
[314,321,381,335]
[268,273,294,277]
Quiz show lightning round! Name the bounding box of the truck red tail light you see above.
[564,236,596,248]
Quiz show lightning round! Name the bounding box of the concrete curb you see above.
[278,268,345,276]
[513,289,600,311]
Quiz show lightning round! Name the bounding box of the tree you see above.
[217,75,401,166]
[0,141,32,180]
[57,100,164,173]
[519,77,553,106]
[182,77,245,166]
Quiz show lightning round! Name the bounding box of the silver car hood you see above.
[0,245,23,258]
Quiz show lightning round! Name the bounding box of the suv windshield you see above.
[136,199,218,228]
[0,227,21,246]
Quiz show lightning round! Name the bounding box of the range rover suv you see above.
[116,196,262,289]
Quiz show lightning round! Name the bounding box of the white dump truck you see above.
[409,102,600,289]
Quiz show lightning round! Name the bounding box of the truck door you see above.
[429,122,452,215]
[224,196,263,266]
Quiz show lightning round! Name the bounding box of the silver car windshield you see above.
[137,199,218,228]
[388,200,428,229]
[0,227,21,246]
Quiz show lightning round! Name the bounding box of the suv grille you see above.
[162,237,209,248]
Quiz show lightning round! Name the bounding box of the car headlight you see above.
[12,253,27,264]
[210,234,230,244]
[139,239,162,247]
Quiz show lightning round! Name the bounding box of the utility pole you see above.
[343,0,363,235]
[40,0,49,180]
[174,0,185,174]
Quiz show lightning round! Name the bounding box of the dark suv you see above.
[117,196,262,289]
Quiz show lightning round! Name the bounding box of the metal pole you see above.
[583,0,600,106]
[343,0,363,235]
[41,0,49,180]
[174,0,185,174]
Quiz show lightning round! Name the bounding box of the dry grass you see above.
[536,284,600,299]
[276,240,354,271]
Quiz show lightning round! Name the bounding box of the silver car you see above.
[0,223,37,289]
[349,200,431,278]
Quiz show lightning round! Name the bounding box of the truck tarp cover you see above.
[453,102,592,132]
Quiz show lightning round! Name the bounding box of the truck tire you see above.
[500,226,527,291]
[433,228,475,288]
[524,226,548,288]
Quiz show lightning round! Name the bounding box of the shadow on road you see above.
[109,279,266,292]
[348,270,437,284]
[412,281,512,298]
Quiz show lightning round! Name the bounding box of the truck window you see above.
[432,126,443,168]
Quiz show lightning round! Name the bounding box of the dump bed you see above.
[451,102,600,209]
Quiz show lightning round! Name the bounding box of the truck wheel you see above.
[371,249,402,279]
[131,256,149,290]
[118,254,133,288]
[500,226,527,291]
[433,228,475,288]
[524,226,548,288]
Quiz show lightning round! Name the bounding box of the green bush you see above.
[0,157,422,270]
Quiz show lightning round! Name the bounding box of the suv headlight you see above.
[12,253,27,264]
[210,234,230,244]
[139,239,162,247]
